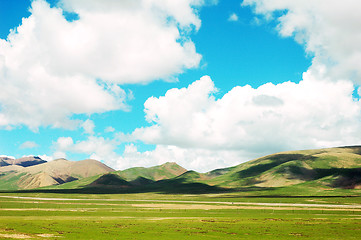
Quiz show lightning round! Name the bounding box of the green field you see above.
[0,192,360,239]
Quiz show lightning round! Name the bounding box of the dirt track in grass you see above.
[1,195,361,209]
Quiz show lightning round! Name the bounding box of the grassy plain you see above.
[0,191,360,239]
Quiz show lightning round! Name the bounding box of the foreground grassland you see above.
[0,192,360,239]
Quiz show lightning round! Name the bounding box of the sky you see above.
[0,0,361,172]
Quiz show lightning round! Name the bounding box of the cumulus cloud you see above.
[0,0,202,130]
[19,141,39,149]
[133,75,361,158]
[115,144,250,172]
[51,73,361,171]
[52,135,120,166]
[52,136,74,159]
[242,0,361,83]
[50,135,247,172]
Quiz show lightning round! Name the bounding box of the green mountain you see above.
[115,162,187,181]
[89,173,131,187]
[207,146,361,189]
[42,163,222,194]
[1,146,361,195]
[90,146,361,193]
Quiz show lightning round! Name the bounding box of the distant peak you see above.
[82,159,99,162]
[17,156,42,160]
[0,156,15,160]
[162,162,179,166]
[53,158,68,161]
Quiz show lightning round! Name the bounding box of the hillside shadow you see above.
[0,176,233,195]
[143,177,232,194]
[237,154,316,178]
[339,145,361,155]
[285,166,361,189]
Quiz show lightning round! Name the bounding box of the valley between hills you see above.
[1,146,361,196]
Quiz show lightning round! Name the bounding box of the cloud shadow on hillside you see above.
[0,176,234,195]
[283,166,361,189]
[236,154,316,179]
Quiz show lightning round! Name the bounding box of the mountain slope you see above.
[52,162,187,190]
[77,169,226,194]
[0,156,46,167]
[116,162,187,181]
[89,173,131,187]
[0,158,115,190]
[0,157,14,167]
[208,146,361,189]
[22,159,114,178]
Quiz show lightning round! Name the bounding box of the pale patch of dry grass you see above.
[0,233,32,239]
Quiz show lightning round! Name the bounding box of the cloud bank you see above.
[0,0,202,130]
[131,74,360,164]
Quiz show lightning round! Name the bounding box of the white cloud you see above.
[133,75,361,159]
[37,154,53,162]
[60,0,203,30]
[19,141,39,149]
[50,73,361,171]
[0,155,15,159]
[115,144,250,172]
[50,135,247,172]
[52,135,120,167]
[228,13,239,22]
[0,0,202,130]
[242,0,361,84]
[82,119,95,135]
[52,136,73,159]
[104,126,115,133]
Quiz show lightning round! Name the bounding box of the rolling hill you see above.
[43,162,188,191]
[115,162,187,181]
[206,146,361,189]
[80,146,361,193]
[1,146,361,194]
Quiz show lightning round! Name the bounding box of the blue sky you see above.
[0,0,360,172]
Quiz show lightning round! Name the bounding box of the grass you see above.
[0,192,360,239]
[0,172,25,191]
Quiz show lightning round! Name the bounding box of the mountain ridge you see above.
[0,156,46,167]
[115,162,187,181]
[0,157,115,190]
[1,146,361,193]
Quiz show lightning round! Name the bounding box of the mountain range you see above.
[0,157,114,190]
[1,146,361,193]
